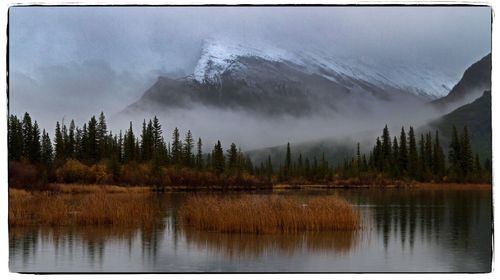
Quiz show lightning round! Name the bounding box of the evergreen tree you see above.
[461,126,474,179]
[408,127,418,178]
[54,121,65,161]
[22,112,33,160]
[8,115,23,161]
[266,155,274,179]
[97,112,108,159]
[123,122,135,162]
[86,116,98,162]
[356,143,361,173]
[196,137,203,169]
[474,154,483,181]
[67,120,75,158]
[433,130,446,179]
[284,142,292,179]
[152,116,163,152]
[227,143,239,174]
[212,140,225,175]
[183,130,194,167]
[392,136,399,177]
[297,153,304,177]
[399,127,408,175]
[424,132,433,178]
[41,129,53,166]
[30,121,41,163]
[373,137,382,171]
[448,125,461,180]
[381,125,392,168]
[171,127,182,165]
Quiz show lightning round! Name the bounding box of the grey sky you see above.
[8,6,491,131]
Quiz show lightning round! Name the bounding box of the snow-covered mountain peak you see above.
[193,39,295,83]
[191,38,460,99]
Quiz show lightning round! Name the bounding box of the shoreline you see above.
[8,182,493,194]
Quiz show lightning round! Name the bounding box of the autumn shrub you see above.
[119,162,154,186]
[90,162,113,184]
[8,160,42,189]
[56,159,93,183]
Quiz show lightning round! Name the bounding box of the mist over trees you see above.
[8,112,491,190]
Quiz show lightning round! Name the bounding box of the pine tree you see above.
[30,121,41,163]
[373,137,382,171]
[227,143,239,174]
[284,142,292,179]
[418,134,426,180]
[67,120,75,158]
[152,116,163,152]
[97,112,108,159]
[392,136,399,177]
[22,112,33,160]
[381,125,392,169]
[461,126,474,179]
[196,137,203,169]
[356,143,361,173]
[408,127,418,178]
[123,122,135,162]
[399,127,408,174]
[297,153,304,177]
[54,121,65,161]
[424,132,433,178]
[8,115,23,161]
[266,155,274,179]
[171,127,182,165]
[140,119,154,161]
[86,116,98,162]
[41,129,53,166]
[433,130,446,179]
[474,154,483,181]
[183,130,194,167]
[212,140,225,175]
[448,125,461,180]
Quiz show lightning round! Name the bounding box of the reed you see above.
[178,195,360,234]
[9,188,164,227]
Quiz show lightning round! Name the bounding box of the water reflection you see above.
[9,188,492,272]
[183,229,360,259]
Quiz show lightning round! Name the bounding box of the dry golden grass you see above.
[9,188,163,227]
[51,184,151,194]
[178,195,360,234]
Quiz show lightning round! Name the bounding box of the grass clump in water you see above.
[179,195,360,234]
[9,188,163,227]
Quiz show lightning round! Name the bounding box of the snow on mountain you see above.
[193,39,296,84]
[191,39,459,99]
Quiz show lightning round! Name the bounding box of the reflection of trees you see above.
[9,194,170,270]
[364,188,491,255]
[181,226,360,259]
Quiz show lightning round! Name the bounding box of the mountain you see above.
[123,39,459,117]
[432,53,491,112]
[428,90,491,161]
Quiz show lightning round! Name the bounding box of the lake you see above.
[9,187,492,273]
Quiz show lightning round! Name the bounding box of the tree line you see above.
[8,112,491,189]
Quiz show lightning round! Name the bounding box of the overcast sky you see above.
[8,6,491,131]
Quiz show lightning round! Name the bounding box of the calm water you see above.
[9,187,492,273]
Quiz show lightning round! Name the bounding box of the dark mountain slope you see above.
[432,53,491,111]
[428,90,491,160]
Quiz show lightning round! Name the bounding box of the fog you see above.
[8,6,491,149]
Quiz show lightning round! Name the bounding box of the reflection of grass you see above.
[183,229,359,258]
[179,195,360,234]
[9,188,164,227]
[415,183,492,190]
